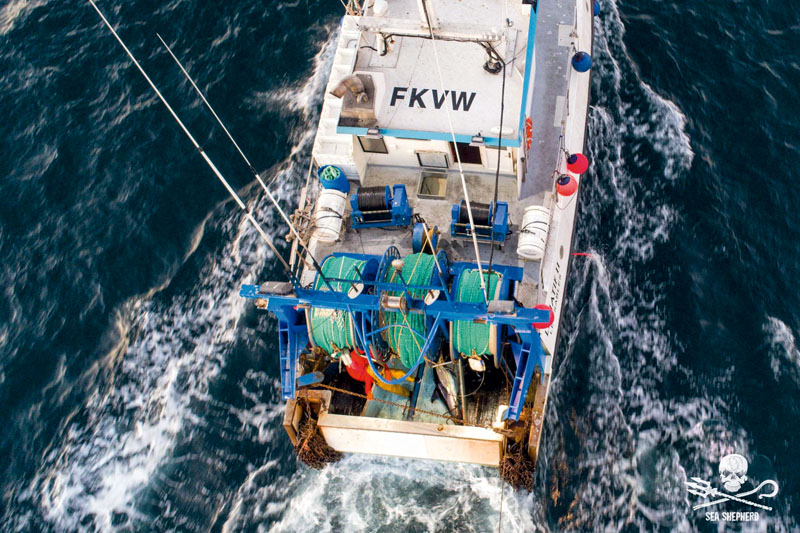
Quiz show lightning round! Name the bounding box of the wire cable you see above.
[156,34,340,292]
[87,0,297,284]
[487,43,509,272]
[420,0,488,305]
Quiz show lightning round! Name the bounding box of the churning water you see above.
[1,0,799,531]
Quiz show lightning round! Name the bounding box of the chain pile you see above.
[294,399,341,469]
[500,441,535,491]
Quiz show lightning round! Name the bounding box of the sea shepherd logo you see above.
[389,87,477,111]
[686,454,779,523]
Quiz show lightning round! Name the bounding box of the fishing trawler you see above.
[242,0,595,486]
[89,0,594,489]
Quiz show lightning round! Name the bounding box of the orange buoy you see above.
[524,117,533,150]
[566,153,589,174]
[556,174,578,196]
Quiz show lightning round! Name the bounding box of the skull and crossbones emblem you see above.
[686,453,779,511]
[719,453,748,492]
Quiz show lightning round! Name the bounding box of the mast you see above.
[155,34,341,292]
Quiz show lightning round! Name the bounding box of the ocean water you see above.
[1,0,799,531]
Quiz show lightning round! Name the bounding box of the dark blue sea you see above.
[1,0,799,530]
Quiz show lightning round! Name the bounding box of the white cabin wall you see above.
[353,136,450,168]
[353,135,516,176]
[352,135,368,183]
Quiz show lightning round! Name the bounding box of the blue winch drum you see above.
[317,165,350,193]
[411,223,439,254]
[309,253,380,354]
[370,247,450,365]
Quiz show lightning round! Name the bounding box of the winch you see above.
[450,200,510,243]
[350,184,413,229]
[449,262,520,370]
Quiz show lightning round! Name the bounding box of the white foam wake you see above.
[25,170,278,532]
[248,26,339,119]
[224,455,544,533]
[0,0,46,36]
[16,25,337,532]
[764,316,800,383]
[538,2,797,530]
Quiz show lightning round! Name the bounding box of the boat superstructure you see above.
[237,0,594,485]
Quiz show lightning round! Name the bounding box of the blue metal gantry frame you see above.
[240,258,550,421]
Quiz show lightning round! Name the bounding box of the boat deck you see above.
[282,0,594,466]
[363,362,455,424]
[310,164,549,306]
[353,359,507,428]
[522,0,576,197]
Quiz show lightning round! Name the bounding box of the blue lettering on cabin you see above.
[409,88,428,108]
[390,86,408,106]
[432,89,448,109]
[450,90,477,111]
[389,87,476,111]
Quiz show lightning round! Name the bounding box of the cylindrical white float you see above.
[517,205,551,261]
[313,189,348,242]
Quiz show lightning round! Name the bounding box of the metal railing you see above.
[343,0,365,16]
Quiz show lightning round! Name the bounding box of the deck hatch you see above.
[417,169,448,199]
[450,141,482,165]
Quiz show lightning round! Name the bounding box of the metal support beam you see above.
[504,328,546,420]
[358,17,502,43]
[242,258,547,409]
[241,285,551,326]
[406,363,427,421]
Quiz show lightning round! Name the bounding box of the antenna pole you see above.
[155,34,341,293]
[87,0,298,286]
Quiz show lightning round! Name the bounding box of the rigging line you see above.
[420,221,453,305]
[498,474,506,533]
[292,157,316,271]
[87,0,298,284]
[487,58,507,272]
[420,0,488,305]
[155,35,256,174]
[155,34,342,293]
